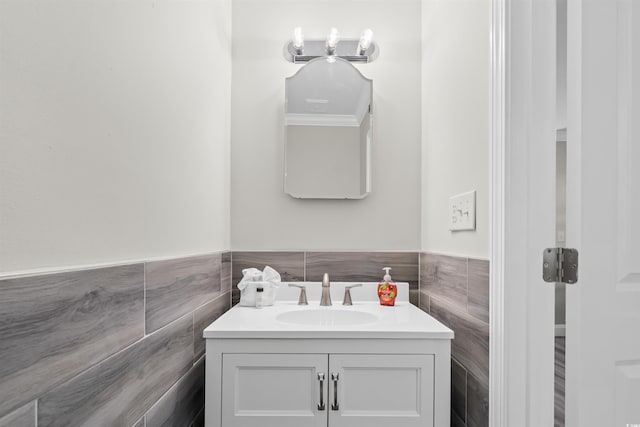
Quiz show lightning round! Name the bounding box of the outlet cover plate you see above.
[449,190,476,231]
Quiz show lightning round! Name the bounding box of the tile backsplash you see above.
[231,251,419,306]
[0,252,231,427]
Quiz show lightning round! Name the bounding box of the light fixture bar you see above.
[283,30,379,63]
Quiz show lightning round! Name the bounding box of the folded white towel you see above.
[237,266,281,306]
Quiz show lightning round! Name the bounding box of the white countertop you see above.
[203,282,454,340]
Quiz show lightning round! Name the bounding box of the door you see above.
[497,0,640,425]
[564,0,640,426]
[221,353,327,427]
[328,354,435,427]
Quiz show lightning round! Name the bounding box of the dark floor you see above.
[555,336,565,427]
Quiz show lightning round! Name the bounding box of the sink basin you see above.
[276,309,379,326]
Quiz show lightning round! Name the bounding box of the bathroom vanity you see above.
[203,282,453,427]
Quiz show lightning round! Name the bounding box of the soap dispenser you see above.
[377,267,397,306]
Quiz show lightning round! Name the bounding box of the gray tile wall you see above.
[146,254,222,333]
[1,249,489,427]
[0,265,145,417]
[0,401,35,427]
[420,252,490,427]
[0,252,231,427]
[231,251,419,305]
[146,357,205,427]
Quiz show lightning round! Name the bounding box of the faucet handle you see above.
[342,284,362,306]
[288,283,308,305]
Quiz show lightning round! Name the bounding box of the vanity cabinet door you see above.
[221,353,327,427]
[328,354,435,427]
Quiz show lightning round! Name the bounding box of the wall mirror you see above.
[284,57,372,199]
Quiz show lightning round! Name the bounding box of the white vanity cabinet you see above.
[205,336,451,427]
[220,352,435,427]
[203,284,453,427]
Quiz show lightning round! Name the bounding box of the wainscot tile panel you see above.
[0,265,144,417]
[146,358,205,427]
[191,408,205,427]
[451,410,466,427]
[418,289,430,314]
[420,253,468,310]
[146,254,221,333]
[466,372,489,427]
[420,252,490,427]
[0,401,35,427]
[430,296,489,387]
[467,259,490,323]
[193,292,231,359]
[306,252,420,306]
[451,357,467,423]
[231,251,305,305]
[221,252,232,293]
[38,315,194,427]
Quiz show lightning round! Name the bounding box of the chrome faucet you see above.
[320,273,332,306]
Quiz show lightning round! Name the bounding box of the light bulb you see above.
[326,27,340,55]
[292,27,304,55]
[358,29,373,55]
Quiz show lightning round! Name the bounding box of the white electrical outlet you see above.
[449,190,476,231]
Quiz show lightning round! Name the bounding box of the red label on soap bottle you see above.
[377,283,397,306]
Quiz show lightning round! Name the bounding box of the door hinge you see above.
[543,248,579,284]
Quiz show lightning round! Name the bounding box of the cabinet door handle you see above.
[331,373,339,411]
[317,373,326,411]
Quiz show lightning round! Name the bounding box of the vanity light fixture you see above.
[358,29,374,55]
[325,27,340,55]
[283,27,379,63]
[292,27,304,55]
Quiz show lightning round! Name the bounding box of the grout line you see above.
[192,312,196,362]
[464,366,468,424]
[465,257,470,315]
[194,353,206,367]
[191,290,231,313]
[34,399,38,427]
[418,252,421,309]
[143,263,147,336]
[229,250,233,292]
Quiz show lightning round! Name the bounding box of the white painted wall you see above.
[1,0,490,268]
[230,0,422,251]
[421,0,490,259]
[0,0,232,274]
